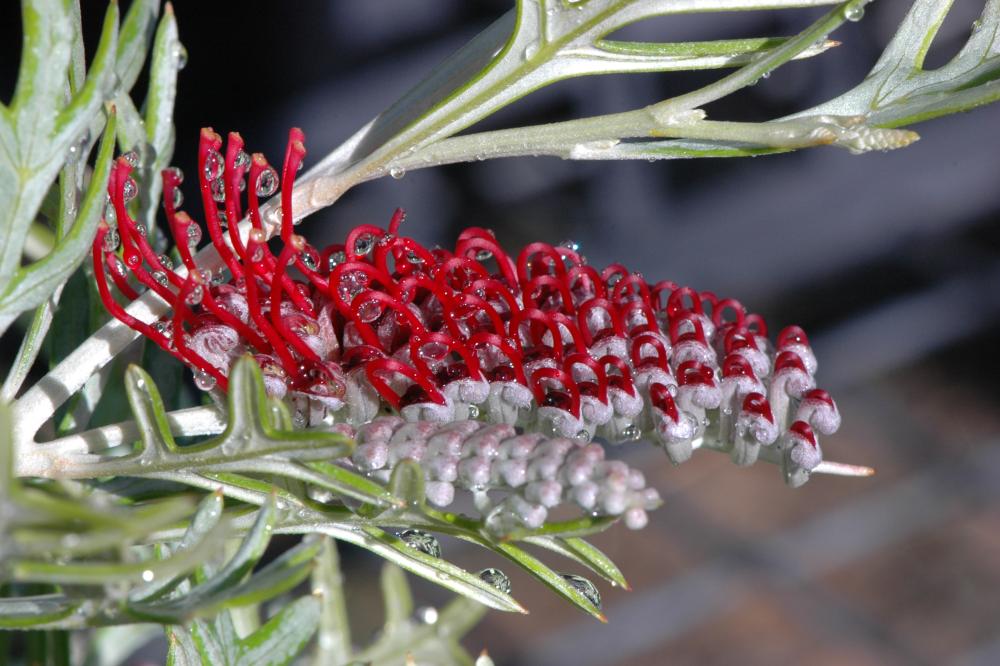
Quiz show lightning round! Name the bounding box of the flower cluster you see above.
[92,128,843,531]
[343,416,659,530]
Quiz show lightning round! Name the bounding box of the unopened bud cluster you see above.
[344,416,659,531]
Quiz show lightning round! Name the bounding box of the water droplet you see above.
[134,222,147,237]
[194,369,216,390]
[122,150,140,168]
[468,404,480,419]
[300,251,318,270]
[195,268,212,284]
[185,285,204,305]
[328,250,346,271]
[561,573,601,609]
[575,429,591,443]
[165,166,184,183]
[104,199,117,226]
[561,240,581,253]
[389,166,406,179]
[357,300,382,323]
[523,43,538,60]
[66,131,90,164]
[478,568,512,594]
[400,529,441,558]
[173,44,188,69]
[354,234,374,256]
[152,271,168,287]
[103,229,121,252]
[622,424,641,442]
[122,177,138,202]
[235,150,250,169]
[256,166,279,197]
[203,149,224,181]
[172,187,184,208]
[210,177,225,203]
[106,258,128,284]
[844,4,864,21]
[417,606,439,624]
[251,245,265,262]
[186,224,202,246]
[153,320,173,340]
[217,211,228,229]
[761,71,771,79]
[124,249,140,268]
[475,249,493,262]
[141,569,155,582]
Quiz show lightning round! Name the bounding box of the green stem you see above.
[1,296,58,402]
[312,537,352,666]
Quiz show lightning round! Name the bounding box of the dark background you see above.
[4,1,1000,664]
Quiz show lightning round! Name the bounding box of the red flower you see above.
[93,128,840,487]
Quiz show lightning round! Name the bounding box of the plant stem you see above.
[312,537,353,666]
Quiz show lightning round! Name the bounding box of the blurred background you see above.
[6,1,1000,663]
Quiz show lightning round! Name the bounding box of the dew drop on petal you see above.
[328,250,346,271]
[172,187,184,209]
[122,177,138,202]
[357,300,382,323]
[210,177,225,203]
[185,285,204,306]
[103,229,121,252]
[354,234,374,256]
[389,166,406,179]
[104,199,117,226]
[165,166,184,183]
[107,255,127,277]
[844,4,864,21]
[203,149,224,181]
[235,149,250,169]
[256,166,279,197]
[186,224,202,247]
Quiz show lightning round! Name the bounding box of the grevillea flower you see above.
[93,128,845,533]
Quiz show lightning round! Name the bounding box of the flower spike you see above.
[93,128,871,536]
